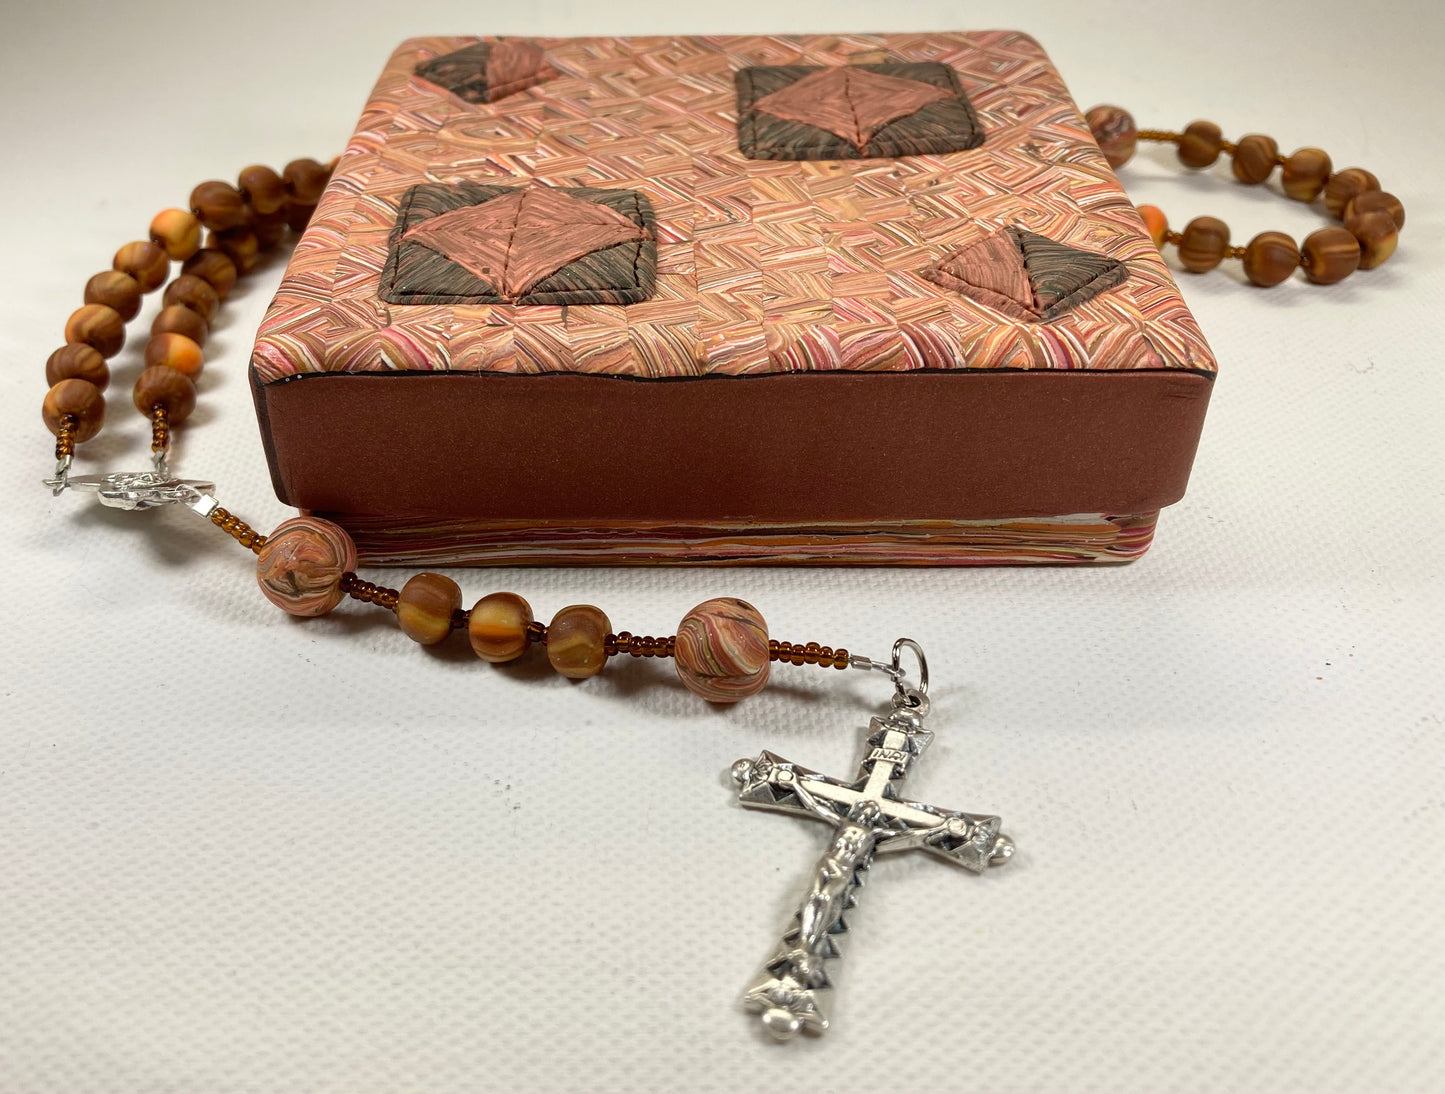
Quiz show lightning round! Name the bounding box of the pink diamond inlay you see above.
[751,67,953,151]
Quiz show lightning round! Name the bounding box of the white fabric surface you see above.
[1,2,1442,1092]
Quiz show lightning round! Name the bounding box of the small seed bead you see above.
[150,406,169,453]
[209,507,268,552]
[768,640,848,669]
[340,572,400,610]
[54,413,77,459]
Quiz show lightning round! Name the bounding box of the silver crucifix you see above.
[728,640,1014,1041]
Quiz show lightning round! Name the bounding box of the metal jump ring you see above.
[890,638,928,698]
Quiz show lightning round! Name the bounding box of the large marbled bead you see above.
[397,572,462,645]
[255,516,357,617]
[546,604,610,679]
[674,597,771,703]
[469,592,534,663]
[1084,104,1137,169]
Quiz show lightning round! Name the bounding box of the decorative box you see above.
[250,32,1216,565]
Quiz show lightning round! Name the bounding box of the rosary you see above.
[38,104,1402,1041]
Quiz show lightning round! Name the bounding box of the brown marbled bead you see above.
[283,158,330,204]
[468,591,534,663]
[181,248,238,300]
[1178,216,1231,273]
[151,303,208,347]
[1280,147,1332,202]
[1345,189,1405,230]
[83,270,142,321]
[1084,104,1137,168]
[1137,204,1168,248]
[207,227,260,274]
[132,365,197,422]
[674,597,771,703]
[1345,210,1398,270]
[238,165,287,215]
[397,572,463,646]
[1301,227,1361,284]
[252,211,287,250]
[1231,134,1279,185]
[144,332,203,378]
[1242,231,1300,287]
[1177,120,1223,169]
[255,516,357,617]
[64,303,125,357]
[547,604,611,679]
[46,344,110,391]
[284,201,317,232]
[162,273,219,322]
[1323,168,1379,220]
[190,180,250,232]
[112,240,169,292]
[42,378,105,441]
[148,208,202,260]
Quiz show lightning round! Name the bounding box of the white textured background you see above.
[1,2,1442,1092]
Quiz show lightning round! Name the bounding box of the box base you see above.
[319,510,1160,566]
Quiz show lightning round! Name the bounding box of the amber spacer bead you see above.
[181,248,238,300]
[238,165,288,216]
[208,227,260,273]
[1301,227,1361,285]
[1322,168,1379,220]
[149,208,202,261]
[1178,216,1231,273]
[144,332,204,378]
[547,605,611,679]
[112,240,170,292]
[1084,104,1137,169]
[1345,190,1405,231]
[397,572,463,646]
[283,158,330,204]
[1345,210,1398,270]
[1231,134,1279,185]
[469,591,535,663]
[132,365,197,422]
[1177,120,1223,169]
[1242,231,1300,288]
[162,273,220,323]
[46,343,110,391]
[83,271,142,322]
[190,180,250,232]
[42,379,105,442]
[1279,147,1332,202]
[1136,204,1168,248]
[64,303,126,358]
[151,303,208,347]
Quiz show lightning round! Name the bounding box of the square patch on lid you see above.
[736,62,984,160]
[380,182,657,306]
[414,40,555,104]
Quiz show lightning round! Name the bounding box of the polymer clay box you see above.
[250,32,1216,565]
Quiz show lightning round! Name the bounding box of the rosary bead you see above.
[149,208,202,260]
[674,597,771,703]
[1301,227,1361,284]
[1136,204,1168,247]
[1322,168,1379,219]
[208,227,261,274]
[1345,189,1405,230]
[547,605,611,679]
[151,303,208,347]
[190,180,250,232]
[83,270,142,321]
[64,303,126,358]
[1345,209,1398,270]
[144,332,204,378]
[284,201,317,232]
[1177,120,1223,169]
[468,591,534,662]
[162,273,219,323]
[397,572,463,646]
[1280,147,1333,202]
[1231,133,1279,185]
[132,365,197,422]
[238,165,287,215]
[255,516,357,617]
[42,378,105,442]
[112,240,170,292]
[46,344,109,391]
[181,248,238,300]
[1084,104,1137,168]
[252,211,287,250]
[1177,216,1231,273]
[283,158,330,204]
[1242,231,1300,287]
